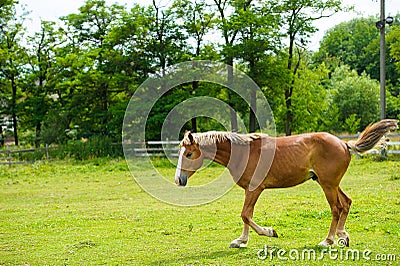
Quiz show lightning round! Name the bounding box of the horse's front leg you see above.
[229,224,249,248]
[230,188,278,248]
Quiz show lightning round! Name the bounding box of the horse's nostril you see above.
[179,175,188,186]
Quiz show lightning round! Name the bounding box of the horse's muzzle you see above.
[178,174,188,186]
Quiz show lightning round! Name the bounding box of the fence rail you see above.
[0,144,50,166]
[131,141,180,157]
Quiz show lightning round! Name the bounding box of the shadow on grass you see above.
[149,248,249,265]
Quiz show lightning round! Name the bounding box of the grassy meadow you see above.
[0,156,399,265]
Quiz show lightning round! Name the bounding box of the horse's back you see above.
[309,132,350,159]
[274,132,347,155]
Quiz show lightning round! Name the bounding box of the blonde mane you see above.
[181,131,262,146]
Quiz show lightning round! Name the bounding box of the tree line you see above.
[1,0,399,147]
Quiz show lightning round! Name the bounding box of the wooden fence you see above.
[0,144,50,166]
[132,140,180,157]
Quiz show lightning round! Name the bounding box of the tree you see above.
[111,4,154,85]
[40,34,89,144]
[0,0,16,146]
[272,0,344,135]
[387,24,400,119]
[233,0,281,132]
[143,1,190,140]
[213,0,251,132]
[60,0,132,138]
[330,65,380,131]
[147,0,188,74]
[389,25,400,76]
[316,15,400,120]
[20,21,61,147]
[315,16,400,88]
[291,59,330,133]
[0,0,28,145]
[172,0,216,132]
[212,0,281,133]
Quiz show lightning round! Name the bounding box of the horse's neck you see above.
[201,141,231,167]
[202,141,247,178]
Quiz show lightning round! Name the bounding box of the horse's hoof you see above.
[318,239,334,247]
[338,237,350,247]
[272,228,278,238]
[229,242,240,248]
[229,239,248,248]
[263,227,278,237]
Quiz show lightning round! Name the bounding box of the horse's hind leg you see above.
[319,185,342,246]
[336,187,352,247]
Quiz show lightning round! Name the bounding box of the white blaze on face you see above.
[175,146,186,185]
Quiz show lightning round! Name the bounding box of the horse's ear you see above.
[188,132,194,144]
[184,130,194,144]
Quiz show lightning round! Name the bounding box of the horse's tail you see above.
[346,119,398,154]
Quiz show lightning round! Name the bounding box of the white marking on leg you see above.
[175,146,185,185]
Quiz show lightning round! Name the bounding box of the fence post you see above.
[46,144,49,161]
[7,145,11,168]
[380,137,388,159]
[166,138,169,157]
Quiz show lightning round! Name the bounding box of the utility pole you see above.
[379,0,386,120]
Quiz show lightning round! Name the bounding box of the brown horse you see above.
[175,119,398,248]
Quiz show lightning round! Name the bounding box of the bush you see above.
[51,136,123,160]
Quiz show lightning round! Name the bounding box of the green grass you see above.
[0,156,399,265]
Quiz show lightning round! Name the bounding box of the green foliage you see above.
[315,16,400,120]
[387,90,400,120]
[291,62,330,133]
[315,17,379,76]
[270,0,345,135]
[319,104,340,133]
[387,24,400,102]
[330,65,380,131]
[389,26,400,72]
[343,114,361,134]
[0,0,28,145]
[5,136,123,161]
[53,136,123,160]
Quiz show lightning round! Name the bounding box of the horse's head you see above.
[175,131,204,186]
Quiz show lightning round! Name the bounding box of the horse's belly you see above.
[264,170,311,188]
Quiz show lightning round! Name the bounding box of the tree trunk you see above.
[191,80,199,132]
[191,117,197,133]
[249,88,257,133]
[35,123,41,148]
[285,33,295,136]
[0,126,4,147]
[249,58,257,133]
[11,75,18,146]
[285,88,292,136]
[227,57,238,132]
[101,83,109,135]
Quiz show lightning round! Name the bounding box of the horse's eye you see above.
[186,152,192,159]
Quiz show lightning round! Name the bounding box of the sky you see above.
[17,0,400,51]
